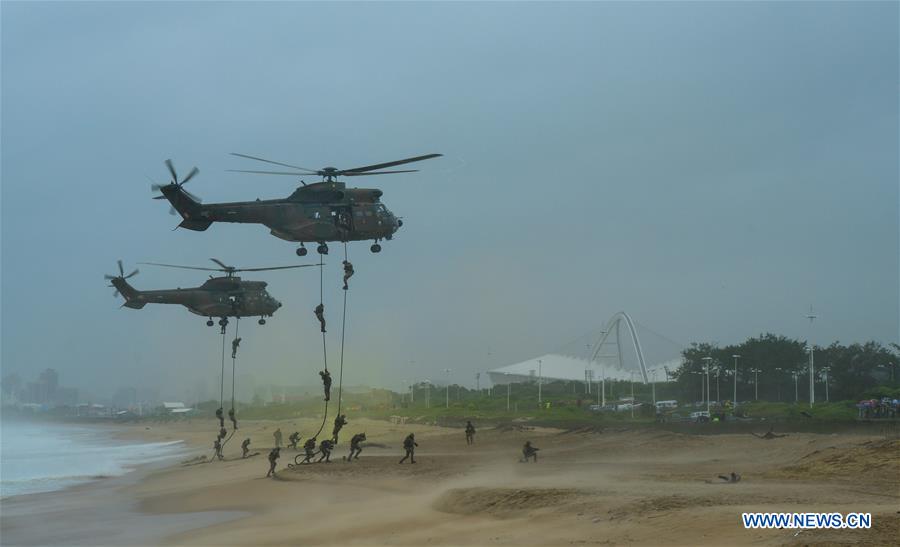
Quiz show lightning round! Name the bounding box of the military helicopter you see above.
[152,153,441,256]
[105,259,315,326]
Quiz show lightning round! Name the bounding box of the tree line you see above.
[672,333,898,403]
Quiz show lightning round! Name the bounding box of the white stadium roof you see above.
[487,354,640,385]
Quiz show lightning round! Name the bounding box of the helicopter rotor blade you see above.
[151,183,166,192]
[343,169,419,176]
[165,159,177,182]
[181,167,199,185]
[104,274,116,280]
[233,264,320,272]
[117,260,124,277]
[227,169,311,176]
[340,153,442,175]
[124,269,139,279]
[139,262,224,272]
[209,258,231,270]
[230,153,318,174]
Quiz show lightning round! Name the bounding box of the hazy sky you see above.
[2,1,897,399]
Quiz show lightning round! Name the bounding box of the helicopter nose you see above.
[397,218,403,227]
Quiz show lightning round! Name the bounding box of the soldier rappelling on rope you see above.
[314,303,326,333]
[342,260,354,290]
[332,414,347,443]
[320,369,332,402]
[231,336,241,359]
[215,406,224,428]
[228,407,238,430]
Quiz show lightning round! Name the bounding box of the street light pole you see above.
[443,368,451,408]
[715,366,720,404]
[702,357,713,413]
[601,364,606,407]
[409,360,416,403]
[538,359,543,406]
[732,355,741,407]
[505,373,511,411]
[806,307,817,407]
[650,369,657,405]
[630,371,635,419]
[822,367,830,402]
[752,368,760,401]
[793,372,799,403]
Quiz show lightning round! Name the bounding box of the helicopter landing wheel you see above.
[317,243,329,255]
[296,246,308,257]
[258,318,266,325]
[206,319,214,327]
[370,243,382,253]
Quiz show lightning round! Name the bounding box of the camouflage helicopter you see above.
[152,153,441,256]
[105,259,315,326]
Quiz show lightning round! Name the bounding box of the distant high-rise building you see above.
[37,369,59,403]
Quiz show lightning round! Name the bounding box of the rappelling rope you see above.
[219,322,227,411]
[208,320,229,461]
[221,317,240,450]
[336,242,349,417]
[313,251,329,439]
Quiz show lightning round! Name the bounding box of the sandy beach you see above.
[2,417,898,546]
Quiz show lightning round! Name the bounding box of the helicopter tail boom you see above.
[159,185,211,231]
[110,277,146,308]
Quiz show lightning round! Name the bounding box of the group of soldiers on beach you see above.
[251,419,543,478]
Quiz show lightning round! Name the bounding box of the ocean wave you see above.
[1,425,188,498]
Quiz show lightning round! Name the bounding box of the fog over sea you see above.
[1,421,187,498]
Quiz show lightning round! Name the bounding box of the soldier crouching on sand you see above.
[301,437,317,463]
[288,431,301,450]
[317,439,334,463]
[241,438,251,458]
[522,441,539,462]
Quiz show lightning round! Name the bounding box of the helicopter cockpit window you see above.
[376,204,387,216]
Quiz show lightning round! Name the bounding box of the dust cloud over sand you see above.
[4,418,898,546]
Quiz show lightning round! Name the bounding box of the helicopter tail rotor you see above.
[105,260,140,301]
[151,160,203,204]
